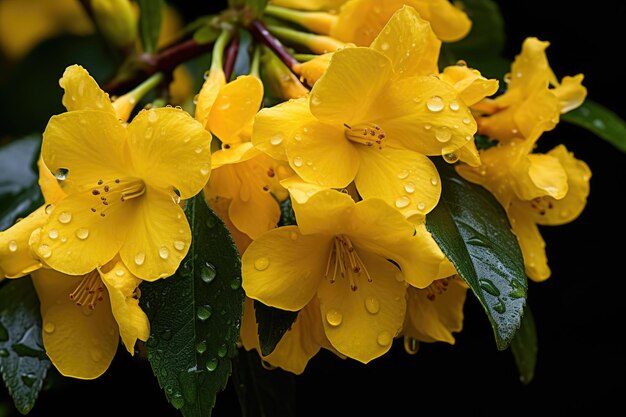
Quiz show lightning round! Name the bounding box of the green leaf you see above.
[231,349,296,417]
[511,306,537,384]
[141,194,244,417]
[474,134,498,151]
[278,198,296,227]
[426,161,527,350]
[253,301,298,356]
[0,136,43,231]
[193,26,221,45]
[562,100,626,153]
[248,0,270,18]
[441,0,509,78]
[0,277,51,414]
[137,0,164,53]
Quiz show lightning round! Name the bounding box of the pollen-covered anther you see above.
[325,235,372,291]
[344,123,386,150]
[89,177,146,216]
[529,196,553,216]
[425,277,451,301]
[69,270,105,310]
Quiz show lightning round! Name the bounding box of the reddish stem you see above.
[248,19,299,72]
[223,33,240,81]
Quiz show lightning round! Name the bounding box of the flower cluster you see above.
[0,0,604,414]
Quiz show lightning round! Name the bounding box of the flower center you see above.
[343,123,386,149]
[325,235,372,291]
[424,277,452,301]
[89,177,146,217]
[69,270,105,310]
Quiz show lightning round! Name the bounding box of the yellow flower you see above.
[242,190,444,362]
[458,137,591,281]
[195,72,288,239]
[240,297,335,374]
[254,7,477,218]
[330,0,471,44]
[31,65,211,280]
[476,37,587,142]
[270,0,346,11]
[404,276,468,345]
[31,259,149,379]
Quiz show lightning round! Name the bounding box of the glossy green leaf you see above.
[137,0,164,53]
[231,349,296,417]
[511,306,537,384]
[562,100,626,153]
[426,161,527,350]
[278,198,296,227]
[253,301,298,356]
[0,277,51,414]
[141,194,245,417]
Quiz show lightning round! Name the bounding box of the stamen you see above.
[344,123,386,150]
[88,177,146,217]
[325,235,371,291]
[69,270,105,310]
[424,277,452,301]
[529,196,554,216]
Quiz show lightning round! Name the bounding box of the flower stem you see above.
[266,25,344,54]
[264,5,337,34]
[223,32,240,80]
[248,19,299,72]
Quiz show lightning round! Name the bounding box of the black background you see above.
[2,1,625,415]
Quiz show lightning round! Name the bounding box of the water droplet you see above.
[44,322,55,334]
[38,244,52,259]
[174,240,185,251]
[417,202,426,211]
[61,237,67,243]
[197,305,212,321]
[0,349,8,357]
[424,123,432,130]
[442,151,459,164]
[8,240,17,252]
[144,126,154,139]
[230,278,241,290]
[58,212,72,224]
[449,100,460,111]
[462,117,471,125]
[115,269,125,277]
[290,231,298,241]
[377,331,392,346]
[201,263,216,283]
[504,73,512,83]
[194,146,203,154]
[395,196,410,209]
[206,358,219,371]
[493,299,506,314]
[170,395,185,410]
[147,110,158,123]
[270,133,283,146]
[159,246,169,260]
[310,95,321,107]
[426,96,444,112]
[196,341,207,354]
[403,336,420,355]
[200,164,210,176]
[134,252,145,266]
[479,279,501,297]
[404,182,416,194]
[254,257,270,271]
[365,296,380,314]
[326,309,343,327]
[430,177,438,186]
[395,271,404,282]
[515,71,522,78]
[465,135,472,141]
[217,345,228,358]
[75,228,89,240]
[434,126,452,143]
[48,229,59,240]
[380,42,390,51]
[45,204,54,215]
[413,97,421,103]
[293,157,303,168]
[54,168,69,181]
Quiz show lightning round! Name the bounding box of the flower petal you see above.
[211,142,259,169]
[520,153,568,200]
[228,173,281,240]
[119,187,191,281]
[194,68,226,127]
[285,120,360,188]
[100,261,149,354]
[42,110,129,192]
[514,88,560,138]
[280,175,330,205]
[309,47,392,125]
[242,226,331,311]
[208,75,264,144]
[426,0,472,42]
[206,197,252,254]
[440,65,499,106]
[370,5,440,77]
[291,189,356,236]
[554,74,587,113]
[58,65,116,115]
[252,97,313,161]
[34,191,130,276]
[37,157,66,204]
[404,278,468,344]
[509,203,550,282]
[126,107,212,199]
[355,146,441,217]
[0,205,47,278]
[318,249,406,363]
[376,75,477,155]
[457,140,481,167]
[32,269,119,380]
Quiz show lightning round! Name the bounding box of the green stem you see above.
[211,29,232,71]
[249,46,261,79]
[126,72,164,102]
[265,5,337,34]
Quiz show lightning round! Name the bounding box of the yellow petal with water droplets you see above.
[290,189,356,236]
[31,269,119,380]
[195,68,226,127]
[440,65,499,106]
[554,74,587,114]
[280,175,329,205]
[37,156,66,204]
[0,205,46,278]
[242,226,331,311]
[508,203,550,282]
[58,65,115,115]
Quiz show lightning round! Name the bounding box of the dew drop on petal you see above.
[270,133,283,146]
[377,331,392,347]
[365,296,380,314]
[293,157,303,168]
[380,42,390,51]
[195,146,203,154]
[397,170,409,180]
[200,164,210,176]
[159,246,169,260]
[38,244,52,259]
[8,240,17,252]
[424,123,432,131]
[311,95,321,107]
[134,252,145,266]
[290,231,298,241]
[395,196,410,209]
[44,322,55,334]
[404,182,416,194]
[449,100,460,111]
[462,117,471,125]
[417,202,426,211]
[48,229,59,240]
[45,204,54,215]
[75,228,89,240]
[326,309,343,327]
[58,212,72,224]
[254,257,269,271]
[147,109,158,123]
[434,126,452,143]
[426,96,444,112]
[115,269,125,277]
[174,240,185,251]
